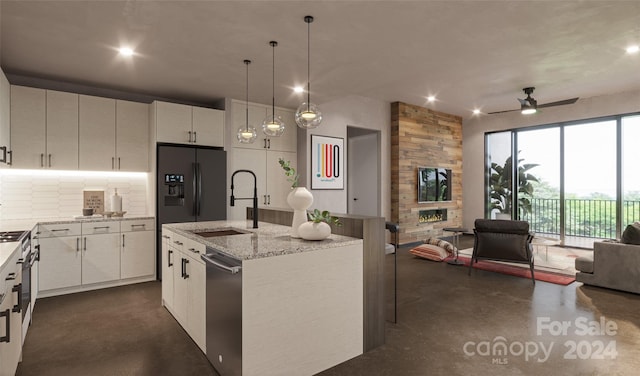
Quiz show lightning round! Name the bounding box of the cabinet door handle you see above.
[181,258,185,278]
[11,284,22,313]
[52,228,70,232]
[188,131,192,143]
[267,194,271,205]
[173,240,183,246]
[0,309,9,343]
[93,226,110,230]
[267,139,271,149]
[131,224,146,230]
[118,157,121,170]
[83,237,87,251]
[5,273,16,281]
[40,153,44,167]
[188,247,199,254]
[7,150,12,166]
[168,250,173,267]
[184,259,190,279]
[76,237,80,253]
[193,131,197,143]
[48,153,52,167]
[263,138,267,149]
[122,234,125,248]
[0,146,6,163]
[162,235,170,239]
[112,157,115,170]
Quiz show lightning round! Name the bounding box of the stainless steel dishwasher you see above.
[201,248,243,376]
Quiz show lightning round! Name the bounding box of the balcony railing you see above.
[521,198,640,239]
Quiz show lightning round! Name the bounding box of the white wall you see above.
[462,88,640,230]
[297,95,391,220]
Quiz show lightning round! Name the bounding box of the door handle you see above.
[193,131,197,143]
[11,283,22,313]
[267,139,271,149]
[192,162,198,216]
[168,250,173,267]
[267,195,271,205]
[196,162,202,216]
[181,258,186,278]
[183,259,190,279]
[0,309,9,343]
[263,139,267,149]
[188,131,192,143]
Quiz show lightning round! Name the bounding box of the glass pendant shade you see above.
[295,102,322,129]
[236,59,256,143]
[262,114,285,136]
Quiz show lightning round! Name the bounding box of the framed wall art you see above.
[311,135,344,189]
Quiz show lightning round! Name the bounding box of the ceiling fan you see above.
[488,87,579,115]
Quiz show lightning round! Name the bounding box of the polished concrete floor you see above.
[17,243,640,376]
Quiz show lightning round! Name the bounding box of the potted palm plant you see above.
[490,154,539,219]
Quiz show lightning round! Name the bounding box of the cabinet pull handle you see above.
[93,226,110,230]
[5,273,16,281]
[162,235,170,239]
[188,247,199,254]
[76,237,80,253]
[188,131,192,142]
[0,146,6,163]
[168,250,173,267]
[173,240,183,246]
[0,309,9,343]
[122,234,125,248]
[184,259,190,279]
[11,284,22,313]
[193,131,197,143]
[51,228,70,232]
[131,224,146,230]
[7,150,12,165]
[40,153,44,167]
[267,139,271,149]
[112,157,115,170]
[118,157,121,170]
[181,258,185,278]
[83,237,87,251]
[267,194,271,205]
[263,138,267,148]
[48,153,52,167]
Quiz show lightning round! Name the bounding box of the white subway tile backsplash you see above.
[0,171,149,220]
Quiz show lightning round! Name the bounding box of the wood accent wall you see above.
[252,207,386,353]
[391,102,463,244]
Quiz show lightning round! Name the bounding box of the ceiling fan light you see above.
[521,108,537,115]
[295,102,322,129]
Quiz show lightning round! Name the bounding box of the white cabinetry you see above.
[81,221,120,285]
[162,229,206,352]
[11,87,80,169]
[38,223,82,291]
[153,101,224,147]
[228,100,298,220]
[0,248,22,376]
[0,69,11,167]
[120,219,155,279]
[79,95,116,171]
[116,100,150,171]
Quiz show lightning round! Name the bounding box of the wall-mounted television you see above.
[418,167,452,203]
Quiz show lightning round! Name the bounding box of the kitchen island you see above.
[162,220,364,376]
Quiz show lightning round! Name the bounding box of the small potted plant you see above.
[279,158,313,238]
[298,209,342,240]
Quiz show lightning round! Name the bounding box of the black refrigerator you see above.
[156,144,227,278]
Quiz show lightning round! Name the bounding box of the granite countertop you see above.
[164,220,362,261]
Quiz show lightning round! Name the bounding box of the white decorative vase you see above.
[287,187,313,238]
[298,221,331,241]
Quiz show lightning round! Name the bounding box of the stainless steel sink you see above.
[191,228,250,238]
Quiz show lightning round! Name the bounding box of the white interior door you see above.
[347,130,380,216]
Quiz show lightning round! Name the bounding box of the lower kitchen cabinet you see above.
[0,248,22,376]
[39,235,82,291]
[121,229,155,279]
[162,229,206,352]
[81,232,120,285]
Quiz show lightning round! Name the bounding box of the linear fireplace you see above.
[418,209,447,223]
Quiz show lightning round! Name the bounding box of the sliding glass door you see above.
[623,115,640,227]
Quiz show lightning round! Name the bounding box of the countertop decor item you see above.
[298,209,341,240]
[295,15,322,129]
[237,59,257,144]
[110,188,122,213]
[287,187,313,238]
[83,190,104,214]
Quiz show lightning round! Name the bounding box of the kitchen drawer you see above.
[121,219,154,232]
[37,222,81,238]
[169,232,187,253]
[81,221,120,235]
[183,238,206,262]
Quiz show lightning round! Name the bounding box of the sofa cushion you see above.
[410,244,449,261]
[425,237,455,255]
[575,256,594,273]
[621,222,640,245]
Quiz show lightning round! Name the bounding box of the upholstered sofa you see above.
[468,219,535,284]
[575,241,640,294]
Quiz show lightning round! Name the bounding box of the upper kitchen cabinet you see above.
[79,95,116,171]
[153,101,224,147]
[116,100,149,171]
[229,99,297,152]
[10,86,79,169]
[0,69,10,167]
[79,95,150,171]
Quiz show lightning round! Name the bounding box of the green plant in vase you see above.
[278,158,299,188]
[307,209,342,227]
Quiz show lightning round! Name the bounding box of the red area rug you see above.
[456,256,576,285]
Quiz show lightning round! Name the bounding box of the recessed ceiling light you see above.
[626,45,639,54]
[472,109,481,115]
[119,47,134,57]
[427,95,436,102]
[294,86,304,94]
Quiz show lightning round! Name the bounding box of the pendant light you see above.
[237,59,257,144]
[295,15,322,129]
[262,41,285,137]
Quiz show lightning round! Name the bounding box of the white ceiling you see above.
[1,0,639,119]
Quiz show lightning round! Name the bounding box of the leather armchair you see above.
[468,219,535,284]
